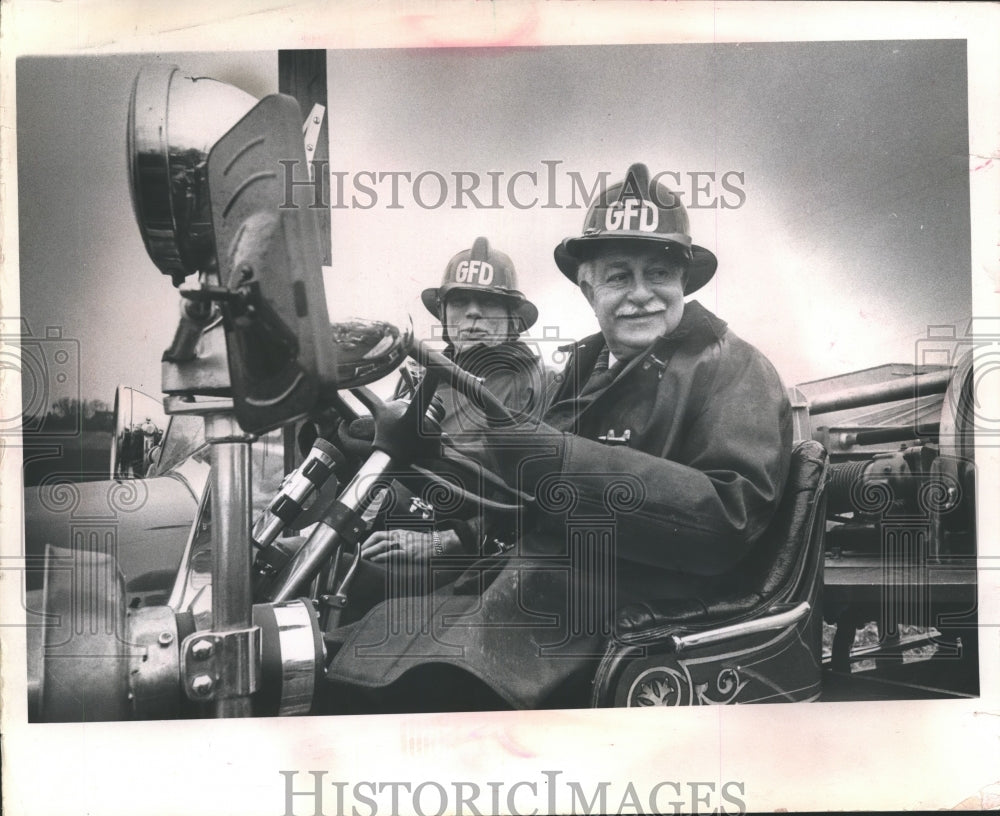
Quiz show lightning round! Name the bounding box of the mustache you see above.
[616,307,666,318]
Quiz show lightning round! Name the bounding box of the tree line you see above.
[24,398,115,432]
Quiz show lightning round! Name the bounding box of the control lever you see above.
[264,372,445,606]
[252,437,342,551]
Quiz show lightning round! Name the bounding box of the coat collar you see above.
[549,301,729,411]
[445,339,538,377]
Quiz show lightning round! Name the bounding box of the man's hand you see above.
[361,528,461,565]
[371,398,442,463]
[336,415,375,459]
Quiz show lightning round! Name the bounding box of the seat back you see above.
[615,439,829,635]
[592,440,829,707]
[731,438,829,606]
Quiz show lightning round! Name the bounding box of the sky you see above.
[15,40,971,406]
[15,52,279,405]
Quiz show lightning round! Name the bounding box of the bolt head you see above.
[158,631,174,647]
[191,675,214,697]
[191,639,214,660]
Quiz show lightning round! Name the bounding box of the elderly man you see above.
[324,164,791,712]
[539,163,792,590]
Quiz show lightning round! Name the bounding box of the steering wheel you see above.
[347,342,532,509]
[254,341,530,605]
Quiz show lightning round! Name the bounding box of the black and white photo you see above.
[2,3,999,814]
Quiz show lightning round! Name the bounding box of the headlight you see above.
[127,64,412,434]
[127,64,257,285]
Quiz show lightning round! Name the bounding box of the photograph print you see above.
[12,39,980,724]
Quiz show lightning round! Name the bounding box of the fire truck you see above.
[23,55,979,720]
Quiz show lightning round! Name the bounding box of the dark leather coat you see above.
[536,300,792,596]
[437,340,546,439]
[326,301,792,709]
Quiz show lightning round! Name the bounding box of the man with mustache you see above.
[538,162,792,614]
[324,165,792,711]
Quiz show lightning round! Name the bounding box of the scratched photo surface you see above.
[4,15,998,815]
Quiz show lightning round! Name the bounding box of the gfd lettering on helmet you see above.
[605,198,658,232]
[455,260,495,285]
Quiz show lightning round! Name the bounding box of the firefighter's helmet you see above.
[421,237,538,331]
[554,162,718,295]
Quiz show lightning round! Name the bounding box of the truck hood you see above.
[23,471,204,601]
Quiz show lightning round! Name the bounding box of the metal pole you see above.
[205,412,254,718]
[807,369,952,416]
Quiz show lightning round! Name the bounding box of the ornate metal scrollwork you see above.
[694,667,750,705]
[627,665,750,707]
[627,666,689,706]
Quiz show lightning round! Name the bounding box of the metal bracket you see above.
[302,103,326,181]
[204,411,258,445]
[164,394,236,416]
[181,627,262,702]
[127,606,182,720]
[408,497,434,519]
[598,428,631,446]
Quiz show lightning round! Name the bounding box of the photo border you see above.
[2,3,999,814]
